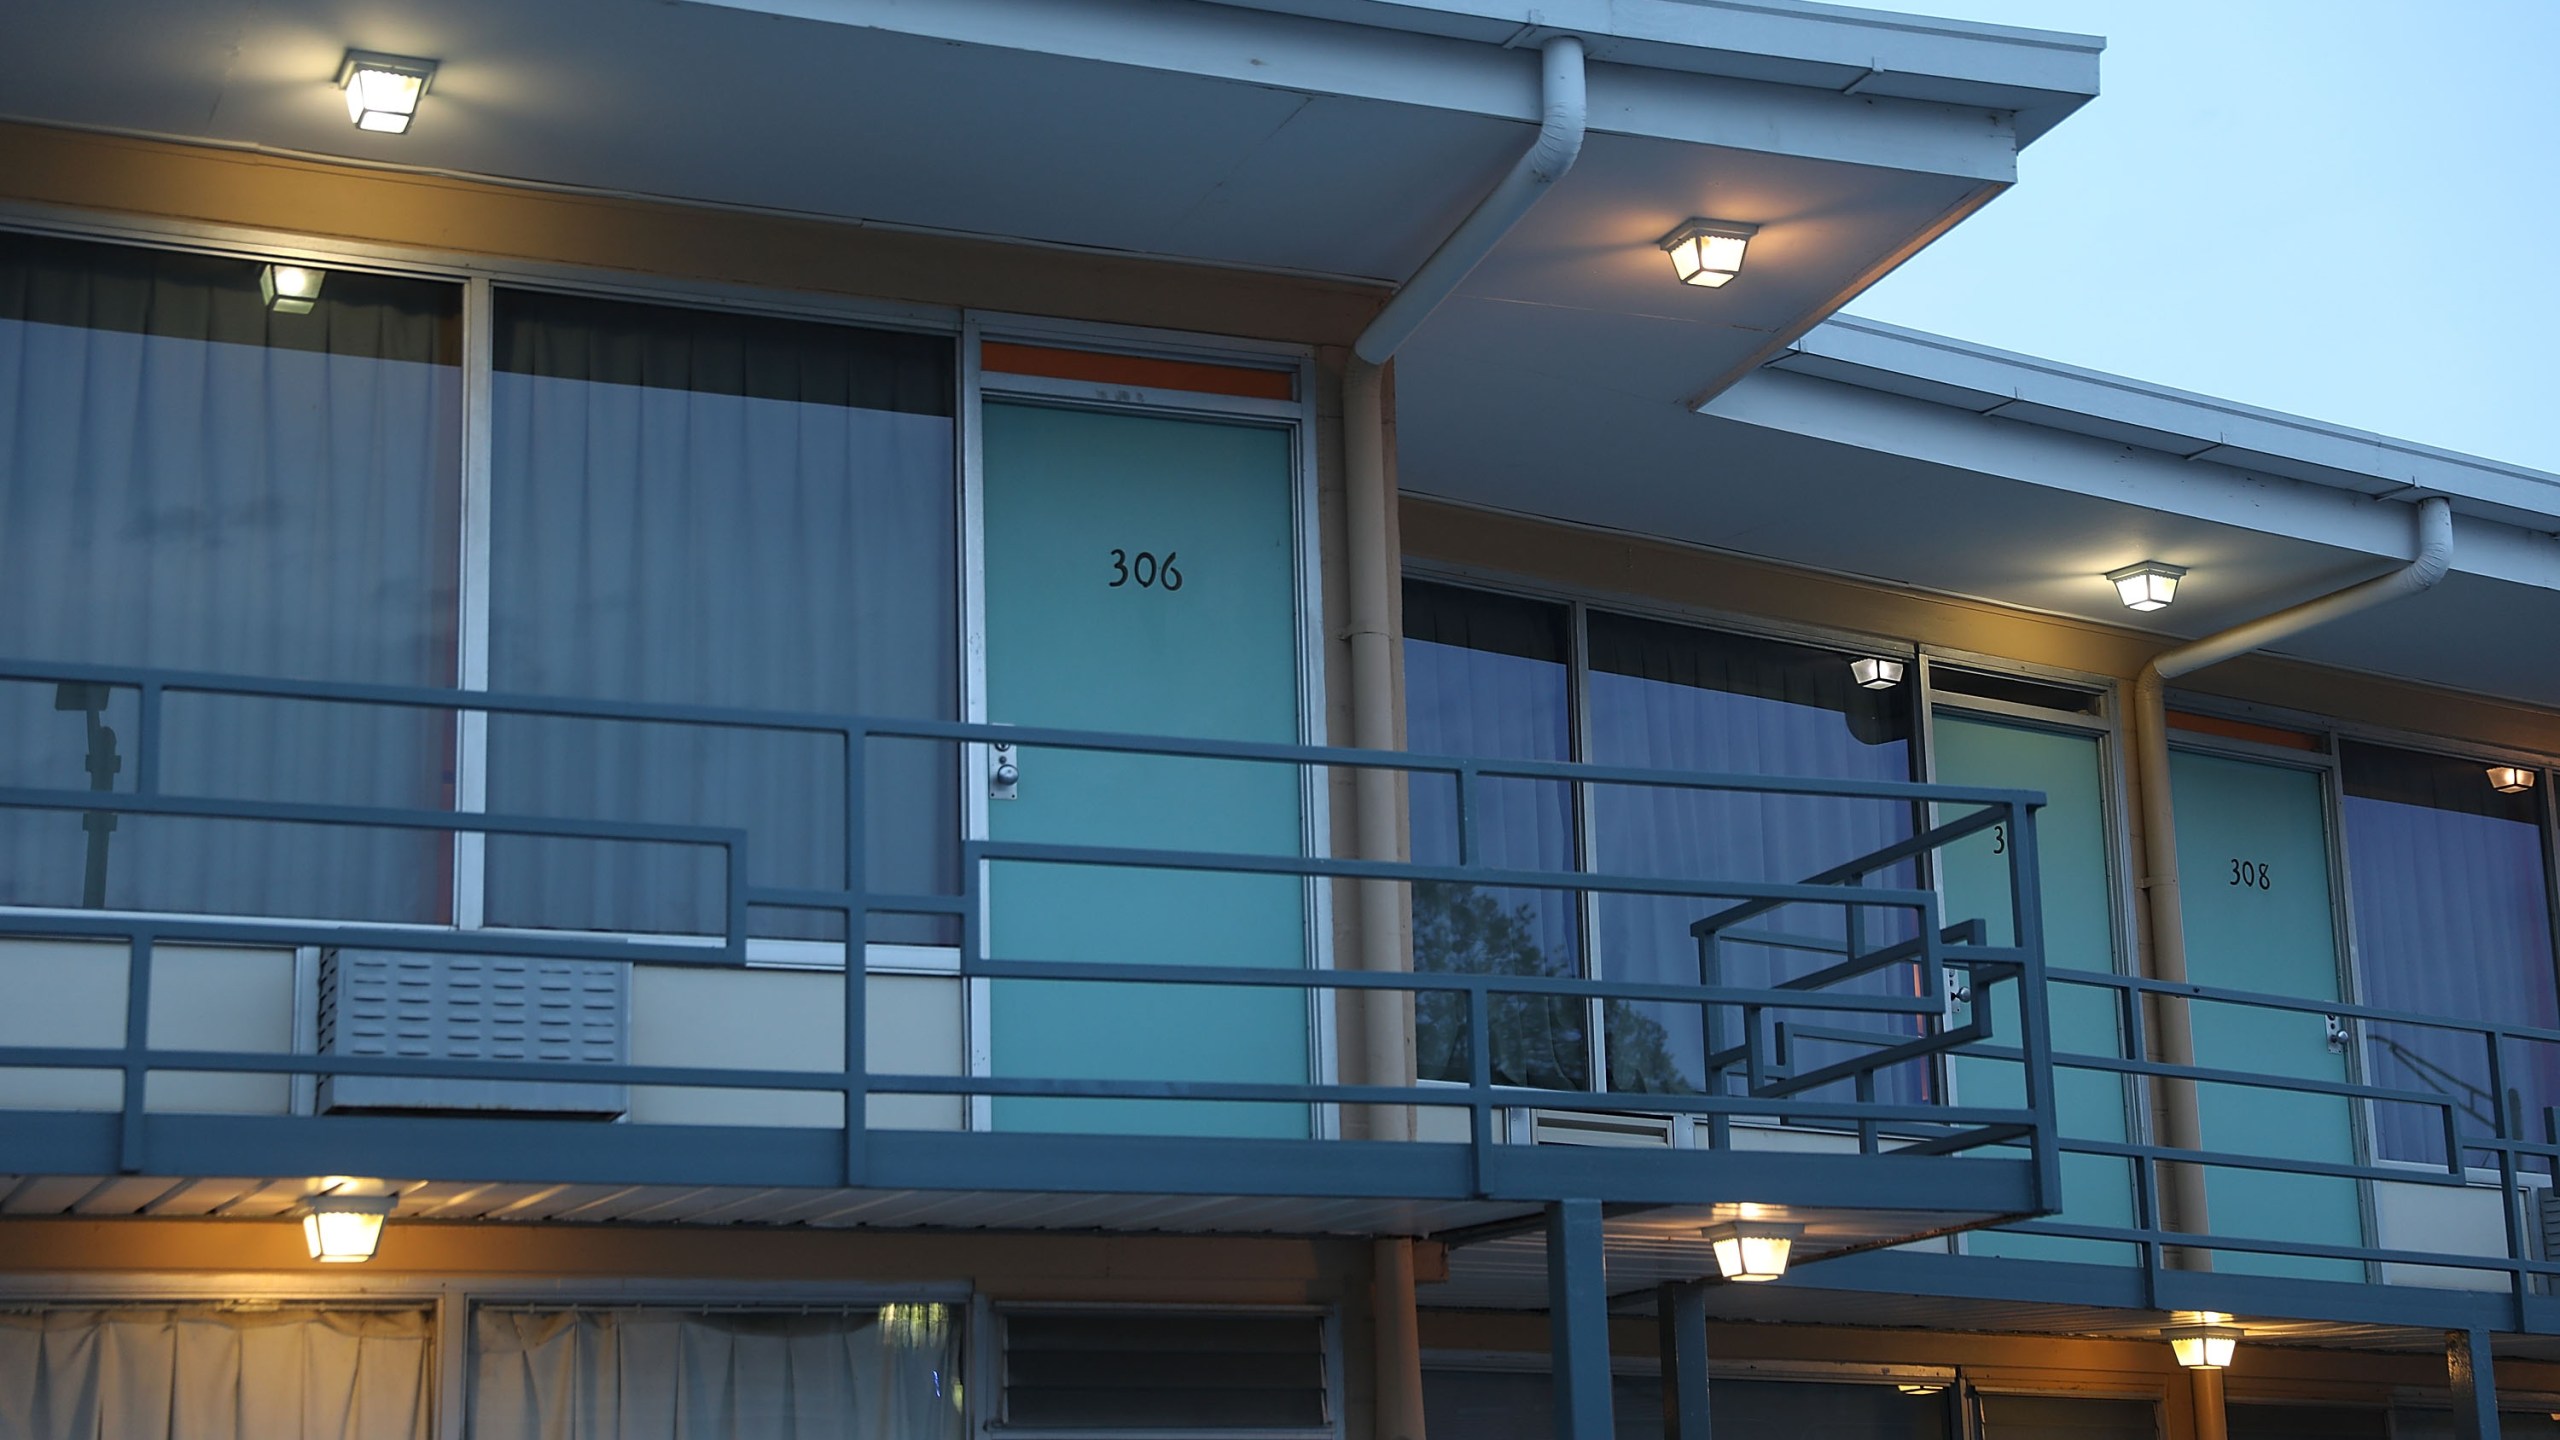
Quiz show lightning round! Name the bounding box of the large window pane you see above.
[0,1305,433,1440]
[2341,740,2559,1169]
[1402,580,1586,1089]
[0,231,462,922]
[484,289,957,942]
[1583,613,1919,1097]
[473,1304,963,1440]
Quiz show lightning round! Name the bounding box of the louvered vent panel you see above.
[316,948,628,1117]
[1519,1108,1680,1148]
[1002,1311,1328,1431]
[2538,1188,2560,1279]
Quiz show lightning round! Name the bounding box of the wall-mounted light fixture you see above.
[1658,218,1758,289]
[298,1192,395,1262]
[1704,1220,1801,1282]
[2488,765,2537,795]
[2106,560,2187,613]
[259,263,325,315]
[2161,1321,2242,1370]
[340,51,436,133]
[1850,656,1905,690]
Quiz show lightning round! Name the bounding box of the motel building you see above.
[3,1,2560,1437]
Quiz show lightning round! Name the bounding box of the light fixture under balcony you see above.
[2488,765,2537,795]
[2162,1321,2243,1370]
[1658,218,1758,289]
[298,1192,395,1263]
[340,51,436,134]
[1704,1219,1800,1282]
[260,263,324,315]
[2107,560,2187,613]
[1895,1383,1948,1396]
[1850,656,1905,690]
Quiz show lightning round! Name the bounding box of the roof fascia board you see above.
[1203,0,2102,141]
[1773,317,2560,529]
[686,0,2026,179]
[1705,368,2560,593]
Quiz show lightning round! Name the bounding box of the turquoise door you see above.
[1934,715,2138,1264]
[2170,748,2362,1280]
[981,401,1309,1137]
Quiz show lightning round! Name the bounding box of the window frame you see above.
[1399,562,1933,1104]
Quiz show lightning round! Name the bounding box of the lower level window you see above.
[472,1304,964,1440]
[0,1304,433,1440]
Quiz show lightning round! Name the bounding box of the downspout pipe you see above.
[1342,37,1583,1440]
[1344,32,1584,1136]
[2135,495,2453,1271]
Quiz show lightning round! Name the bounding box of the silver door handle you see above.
[2324,1015,2349,1054]
[988,742,1020,800]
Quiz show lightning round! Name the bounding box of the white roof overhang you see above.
[1403,313,2560,709]
[0,0,2099,433]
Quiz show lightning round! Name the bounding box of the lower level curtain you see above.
[0,1306,432,1440]
[472,1306,964,1440]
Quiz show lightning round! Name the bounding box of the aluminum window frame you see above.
[981,1299,1343,1440]
[1397,562,1933,1111]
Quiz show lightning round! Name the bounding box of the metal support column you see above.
[2449,1328,2501,1440]
[1657,1281,1712,1440]
[1547,1200,1615,1440]
[2188,1366,2227,1440]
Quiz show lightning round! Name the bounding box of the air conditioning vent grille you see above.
[316,948,628,1116]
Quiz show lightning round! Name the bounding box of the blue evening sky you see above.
[1850,0,2559,473]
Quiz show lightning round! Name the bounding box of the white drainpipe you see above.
[2133,495,2454,1271]
[1341,35,1585,1440]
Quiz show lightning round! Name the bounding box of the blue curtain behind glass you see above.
[1401,581,1586,1089]
[484,289,957,944]
[2341,741,2560,1169]
[0,232,462,922]
[1582,612,1919,1097]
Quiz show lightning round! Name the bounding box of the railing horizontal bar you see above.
[963,957,1954,1013]
[1998,1219,2559,1275]
[1983,1046,2463,1113]
[2044,969,2560,1049]
[0,658,2048,807]
[0,914,740,967]
[744,887,968,918]
[973,840,1941,909]
[0,786,746,848]
[2062,1137,2458,1185]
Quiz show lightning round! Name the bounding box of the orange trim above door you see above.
[981,342,1295,402]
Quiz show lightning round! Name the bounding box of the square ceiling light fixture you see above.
[1849,656,1905,690]
[2106,560,2187,613]
[340,51,436,133]
[298,1191,395,1262]
[1704,1219,1801,1282]
[2488,765,2537,795]
[260,263,324,315]
[1658,219,1758,288]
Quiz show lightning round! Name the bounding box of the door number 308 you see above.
[1108,549,1183,591]
[2229,859,2272,890]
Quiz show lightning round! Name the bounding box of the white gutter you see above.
[1341,33,1584,1440]
[2134,495,2454,1271]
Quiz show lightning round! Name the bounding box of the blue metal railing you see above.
[0,657,2057,1222]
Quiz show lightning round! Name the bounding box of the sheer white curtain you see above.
[472,1306,964,1440]
[0,1306,431,1440]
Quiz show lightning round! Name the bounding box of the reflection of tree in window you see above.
[1412,881,1684,1095]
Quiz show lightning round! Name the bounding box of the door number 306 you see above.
[1108,549,1183,591]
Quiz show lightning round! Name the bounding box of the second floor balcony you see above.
[9,658,2560,1339]
[0,656,2061,1280]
